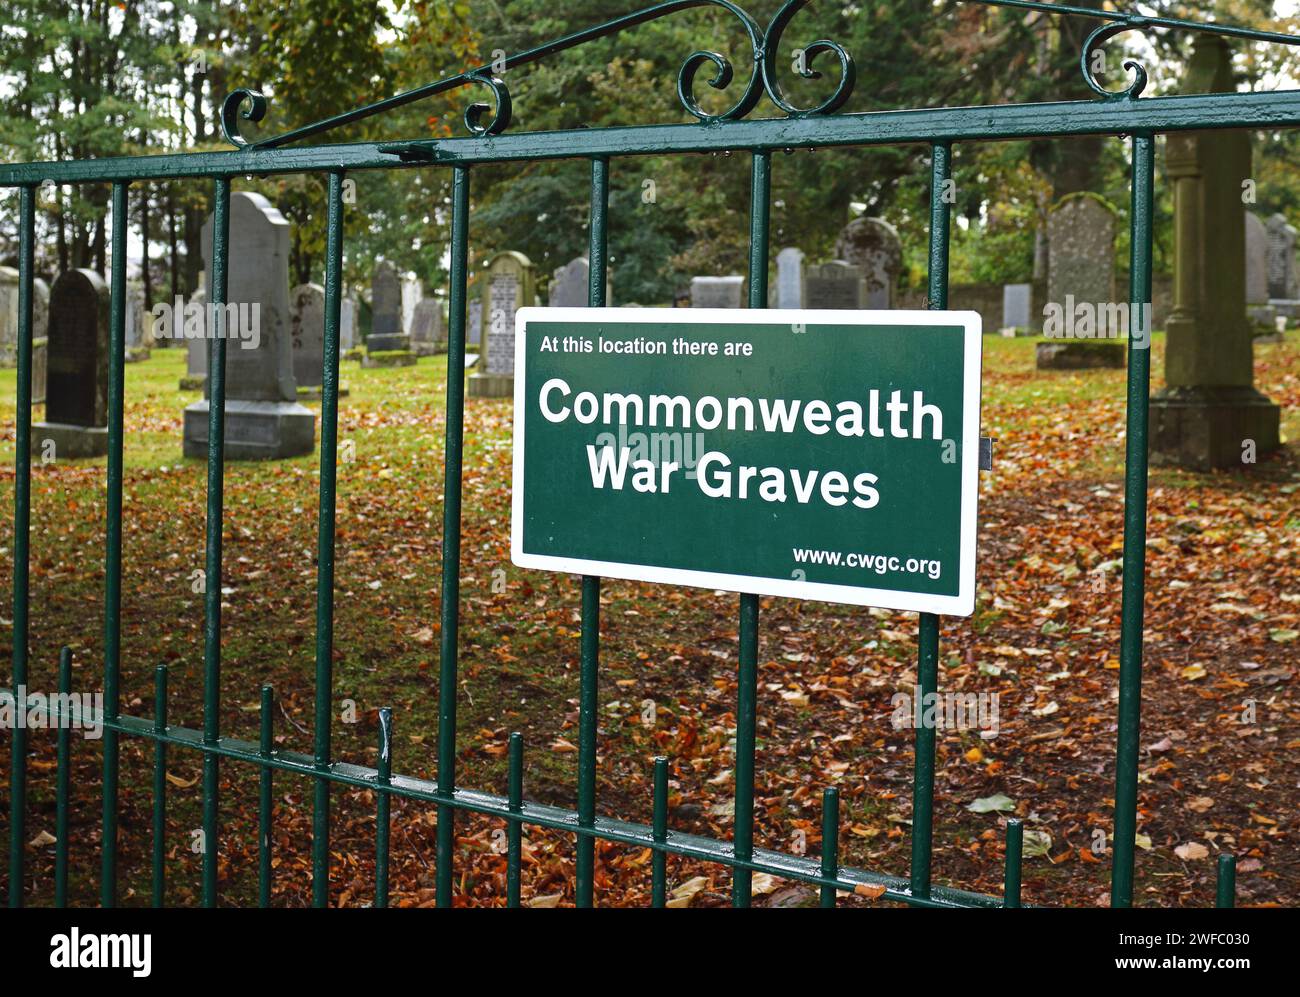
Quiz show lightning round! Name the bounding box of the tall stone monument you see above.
[33,269,110,458]
[1152,36,1280,469]
[470,251,534,398]
[183,191,315,460]
[834,217,901,308]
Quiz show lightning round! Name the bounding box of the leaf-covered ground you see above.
[0,333,1296,908]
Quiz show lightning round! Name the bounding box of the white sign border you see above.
[510,307,983,616]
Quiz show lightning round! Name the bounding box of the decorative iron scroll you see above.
[220,0,1300,150]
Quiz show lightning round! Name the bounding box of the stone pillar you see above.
[1150,36,1280,469]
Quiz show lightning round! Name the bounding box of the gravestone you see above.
[290,283,326,388]
[370,260,403,343]
[1265,213,1298,300]
[1152,36,1279,469]
[1002,283,1032,332]
[33,278,49,404]
[0,266,17,366]
[1039,194,1125,369]
[124,282,150,361]
[690,275,745,308]
[775,248,804,309]
[550,257,590,307]
[340,297,357,352]
[804,260,863,309]
[834,217,901,308]
[468,297,482,347]
[183,191,314,460]
[401,274,422,336]
[1244,212,1276,331]
[181,279,207,390]
[33,268,110,457]
[409,298,444,355]
[470,251,534,397]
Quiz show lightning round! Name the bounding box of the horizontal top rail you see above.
[5,89,1300,187]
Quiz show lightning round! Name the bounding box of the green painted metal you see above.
[820,788,839,908]
[507,732,523,908]
[1111,133,1155,909]
[6,184,33,910]
[312,170,347,908]
[101,181,128,908]
[910,142,952,901]
[1216,854,1236,908]
[55,648,73,908]
[202,177,231,909]
[576,156,610,909]
[436,165,471,907]
[376,707,393,908]
[1,0,1289,911]
[258,685,273,908]
[1003,818,1023,908]
[152,664,168,907]
[652,757,668,908]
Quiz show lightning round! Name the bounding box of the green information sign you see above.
[511,308,982,616]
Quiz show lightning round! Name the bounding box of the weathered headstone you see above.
[409,298,444,355]
[340,296,357,352]
[401,273,422,336]
[550,257,590,307]
[470,251,534,397]
[0,266,18,367]
[690,275,745,308]
[1002,283,1032,332]
[468,297,482,346]
[33,268,110,458]
[775,248,804,309]
[180,278,208,390]
[1265,212,1298,300]
[834,217,901,308]
[183,191,314,460]
[804,260,863,309]
[125,282,151,361]
[1038,194,1125,369]
[290,283,326,388]
[370,261,402,339]
[32,277,48,404]
[1152,36,1279,469]
[1244,212,1276,331]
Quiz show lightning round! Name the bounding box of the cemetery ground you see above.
[0,336,1297,909]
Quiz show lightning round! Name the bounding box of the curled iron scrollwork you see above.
[218,0,1300,151]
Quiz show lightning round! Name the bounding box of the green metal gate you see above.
[2,0,1296,908]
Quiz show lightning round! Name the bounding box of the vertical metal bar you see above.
[651,757,668,908]
[151,664,168,908]
[375,707,393,908]
[6,184,34,910]
[1111,133,1155,909]
[1003,817,1023,908]
[55,647,73,908]
[820,787,839,907]
[911,141,952,901]
[732,150,770,908]
[436,165,471,908]
[576,155,609,909]
[258,684,273,908]
[1215,854,1236,908]
[311,170,346,908]
[100,180,128,908]
[5,184,33,910]
[507,732,523,908]
[201,176,231,909]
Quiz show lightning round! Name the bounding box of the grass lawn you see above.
[1,332,1297,907]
